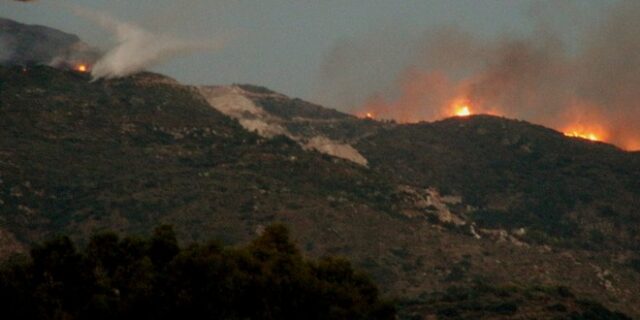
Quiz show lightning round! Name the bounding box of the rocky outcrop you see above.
[198,85,369,165]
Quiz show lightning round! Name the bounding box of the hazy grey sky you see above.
[1,0,616,106]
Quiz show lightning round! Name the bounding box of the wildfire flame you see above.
[451,100,473,117]
[563,123,606,142]
[564,130,601,142]
[454,105,471,117]
[353,94,640,149]
[75,64,89,73]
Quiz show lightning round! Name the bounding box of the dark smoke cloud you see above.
[318,1,640,150]
[314,27,415,111]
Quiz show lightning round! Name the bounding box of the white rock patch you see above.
[305,136,368,166]
[238,119,288,138]
[198,85,368,166]
[199,86,265,117]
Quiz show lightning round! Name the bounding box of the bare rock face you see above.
[424,187,466,225]
[397,185,467,225]
[199,86,288,138]
[304,136,368,166]
[198,85,369,166]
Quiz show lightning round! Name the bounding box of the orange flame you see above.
[450,99,473,117]
[75,64,88,73]
[352,88,640,150]
[563,125,606,142]
[564,131,600,141]
[454,105,472,117]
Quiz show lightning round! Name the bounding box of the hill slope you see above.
[225,82,640,251]
[2,14,640,316]
[0,65,396,248]
[356,115,640,251]
[2,65,639,318]
[204,83,640,317]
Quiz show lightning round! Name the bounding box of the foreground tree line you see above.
[0,225,395,320]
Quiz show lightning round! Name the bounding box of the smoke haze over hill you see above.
[318,1,640,150]
[4,1,639,149]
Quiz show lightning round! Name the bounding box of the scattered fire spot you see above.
[453,103,472,117]
[365,112,374,119]
[75,64,89,73]
[455,105,471,117]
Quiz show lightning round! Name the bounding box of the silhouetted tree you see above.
[0,225,395,320]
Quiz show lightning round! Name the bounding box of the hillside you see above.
[399,284,632,320]
[223,82,640,249]
[0,65,397,250]
[203,83,640,317]
[357,115,640,251]
[224,82,640,251]
[1,66,639,318]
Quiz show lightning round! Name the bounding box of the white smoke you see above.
[70,6,222,80]
[90,22,212,80]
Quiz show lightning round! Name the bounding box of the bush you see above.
[0,224,395,320]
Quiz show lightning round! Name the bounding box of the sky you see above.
[0,0,617,109]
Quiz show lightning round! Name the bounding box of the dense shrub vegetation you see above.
[398,283,632,320]
[0,224,395,320]
[0,65,397,247]
[357,115,640,250]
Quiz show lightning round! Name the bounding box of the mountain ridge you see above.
[0,17,99,68]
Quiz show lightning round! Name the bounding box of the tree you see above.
[0,224,396,320]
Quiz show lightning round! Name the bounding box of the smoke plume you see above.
[319,2,640,150]
[69,6,221,80]
[4,1,223,78]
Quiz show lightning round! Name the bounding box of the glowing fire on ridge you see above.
[454,105,471,117]
[564,130,601,142]
[451,99,473,117]
[563,124,606,142]
[75,64,89,73]
[352,95,640,150]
